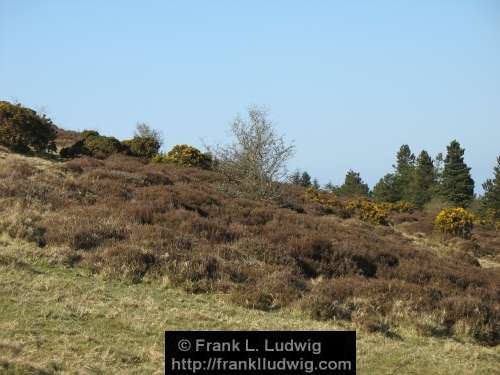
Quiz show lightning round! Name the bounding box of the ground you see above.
[1,237,499,375]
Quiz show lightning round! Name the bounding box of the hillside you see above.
[0,146,499,373]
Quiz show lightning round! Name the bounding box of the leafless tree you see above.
[215,106,295,199]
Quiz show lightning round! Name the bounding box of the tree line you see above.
[294,140,498,216]
[1,100,498,221]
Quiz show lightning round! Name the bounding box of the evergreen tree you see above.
[413,150,436,207]
[289,170,312,187]
[393,144,416,201]
[373,173,400,202]
[300,171,312,187]
[482,156,500,220]
[337,170,370,197]
[441,140,474,207]
[312,178,320,190]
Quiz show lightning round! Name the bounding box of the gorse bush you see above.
[357,201,389,225]
[435,207,474,239]
[60,130,125,159]
[304,187,339,207]
[304,189,389,224]
[153,144,212,169]
[0,101,56,153]
[82,133,124,158]
[390,200,415,213]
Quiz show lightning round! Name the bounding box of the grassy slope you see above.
[1,238,499,375]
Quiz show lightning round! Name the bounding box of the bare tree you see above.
[215,106,295,199]
[134,122,163,148]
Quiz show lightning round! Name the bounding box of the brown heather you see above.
[0,148,499,346]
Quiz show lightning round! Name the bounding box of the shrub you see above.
[344,199,389,225]
[83,133,124,159]
[231,271,308,311]
[213,106,295,199]
[153,144,212,169]
[85,245,156,283]
[304,188,341,213]
[0,101,56,153]
[60,130,125,159]
[358,201,389,225]
[435,208,474,239]
[390,200,415,213]
[122,123,162,159]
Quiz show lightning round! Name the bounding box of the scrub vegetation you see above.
[0,101,499,373]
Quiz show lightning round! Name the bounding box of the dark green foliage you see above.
[60,130,125,159]
[81,130,100,138]
[0,101,57,153]
[441,140,474,207]
[336,170,370,197]
[59,140,87,158]
[153,144,213,169]
[393,144,416,201]
[300,172,312,187]
[482,156,500,219]
[413,150,436,207]
[373,173,400,202]
[290,170,312,187]
[122,123,162,159]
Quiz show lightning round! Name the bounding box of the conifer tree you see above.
[393,144,416,201]
[482,156,500,220]
[373,173,399,202]
[337,170,370,197]
[413,150,436,207]
[441,140,474,207]
[300,171,312,187]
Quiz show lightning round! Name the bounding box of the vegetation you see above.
[290,170,312,187]
[214,106,295,199]
[441,140,475,207]
[60,130,125,159]
[373,173,400,203]
[122,123,162,159]
[1,239,498,374]
[0,102,499,373]
[413,150,436,207]
[482,156,500,227]
[435,208,475,240]
[0,100,56,153]
[328,170,370,197]
[153,144,212,169]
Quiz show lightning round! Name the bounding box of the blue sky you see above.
[1,1,499,191]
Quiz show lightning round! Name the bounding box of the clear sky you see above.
[1,1,499,191]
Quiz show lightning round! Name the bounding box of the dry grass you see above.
[0,238,499,374]
[0,149,499,348]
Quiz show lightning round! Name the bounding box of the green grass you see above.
[0,239,499,374]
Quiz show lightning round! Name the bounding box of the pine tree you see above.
[413,150,436,207]
[337,170,370,197]
[300,171,312,187]
[441,140,474,207]
[393,144,416,201]
[373,173,400,202]
[482,156,500,220]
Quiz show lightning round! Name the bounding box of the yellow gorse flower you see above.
[434,207,474,239]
